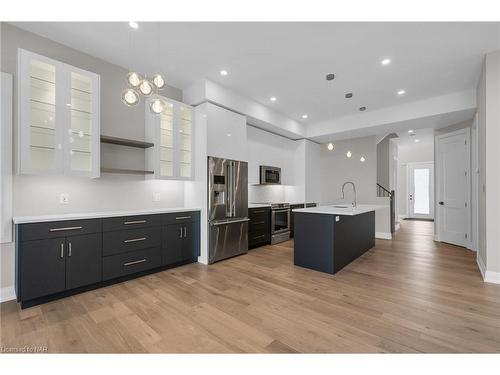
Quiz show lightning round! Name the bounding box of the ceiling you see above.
[12,22,500,126]
[393,128,435,148]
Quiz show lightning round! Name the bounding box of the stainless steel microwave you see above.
[259,165,281,185]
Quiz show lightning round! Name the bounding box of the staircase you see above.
[377,184,396,233]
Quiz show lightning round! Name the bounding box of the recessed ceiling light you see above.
[408,129,414,133]
[129,21,139,29]
[270,97,277,102]
[302,114,308,119]
[346,151,352,158]
[326,73,335,81]
[345,93,353,98]
[381,58,391,65]
[327,143,334,151]
[360,156,366,162]
[398,90,406,95]
[220,70,228,76]
[359,106,366,111]
[227,133,231,137]
[414,139,420,143]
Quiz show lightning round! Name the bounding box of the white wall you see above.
[476,50,500,280]
[319,135,391,236]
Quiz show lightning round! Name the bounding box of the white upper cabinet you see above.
[17,49,100,178]
[145,97,194,180]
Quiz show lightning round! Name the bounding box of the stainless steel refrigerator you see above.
[208,156,249,264]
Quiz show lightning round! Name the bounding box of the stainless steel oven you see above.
[271,203,290,244]
[260,165,281,185]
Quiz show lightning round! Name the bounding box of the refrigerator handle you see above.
[232,162,237,217]
[226,162,232,218]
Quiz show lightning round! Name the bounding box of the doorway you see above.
[435,128,470,247]
[408,162,434,220]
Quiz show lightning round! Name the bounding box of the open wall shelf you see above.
[100,135,154,149]
[100,167,154,175]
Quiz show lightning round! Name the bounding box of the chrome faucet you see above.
[342,181,357,208]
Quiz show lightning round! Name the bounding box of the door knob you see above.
[439,201,444,205]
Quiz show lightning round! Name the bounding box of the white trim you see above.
[476,255,500,284]
[0,286,16,303]
[398,214,408,220]
[477,254,486,279]
[485,271,500,284]
[395,222,401,231]
[1,72,13,243]
[376,232,392,240]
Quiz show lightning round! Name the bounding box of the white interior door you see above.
[408,162,434,219]
[436,129,470,247]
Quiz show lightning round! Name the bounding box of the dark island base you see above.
[19,258,197,309]
[293,211,375,275]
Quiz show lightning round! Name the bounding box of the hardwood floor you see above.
[2,220,500,353]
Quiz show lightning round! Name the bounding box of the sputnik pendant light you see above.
[122,22,167,114]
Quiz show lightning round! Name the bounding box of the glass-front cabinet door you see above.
[18,49,100,177]
[145,97,194,180]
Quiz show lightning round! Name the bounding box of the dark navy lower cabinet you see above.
[66,233,102,290]
[16,211,200,308]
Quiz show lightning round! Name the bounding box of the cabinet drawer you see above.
[103,227,161,256]
[163,211,200,225]
[249,208,270,217]
[249,218,269,233]
[102,247,161,281]
[19,219,101,242]
[249,233,270,248]
[102,214,161,232]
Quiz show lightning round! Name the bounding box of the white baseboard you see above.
[398,214,408,220]
[477,254,486,279]
[395,223,400,231]
[0,285,16,303]
[476,255,500,284]
[376,232,392,240]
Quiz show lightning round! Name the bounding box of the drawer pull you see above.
[50,226,82,232]
[253,221,265,225]
[123,237,147,243]
[124,259,147,266]
[60,243,64,258]
[252,210,266,214]
[124,220,146,225]
[253,235,265,240]
[175,216,191,220]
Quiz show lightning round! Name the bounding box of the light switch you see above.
[153,192,161,202]
[335,216,340,222]
[60,193,69,204]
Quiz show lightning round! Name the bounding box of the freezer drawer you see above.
[209,219,248,264]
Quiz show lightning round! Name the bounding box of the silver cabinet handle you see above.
[183,226,187,238]
[252,210,266,214]
[175,216,191,220]
[211,218,250,226]
[68,242,72,257]
[123,237,146,243]
[253,221,265,225]
[60,243,64,258]
[50,226,82,232]
[124,220,146,225]
[253,235,265,239]
[124,259,147,267]
[179,227,183,238]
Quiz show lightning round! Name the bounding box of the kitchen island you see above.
[292,205,381,275]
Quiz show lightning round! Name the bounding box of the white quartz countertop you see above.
[248,203,271,208]
[292,204,385,216]
[13,207,202,224]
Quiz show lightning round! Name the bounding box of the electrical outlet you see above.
[60,193,69,204]
[152,192,161,202]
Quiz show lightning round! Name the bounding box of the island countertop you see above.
[292,204,385,216]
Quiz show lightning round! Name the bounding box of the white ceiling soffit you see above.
[11,22,500,126]
[183,79,306,139]
[307,89,476,143]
